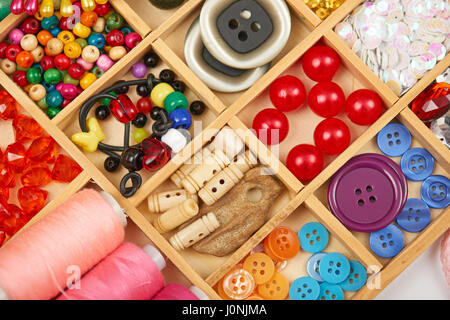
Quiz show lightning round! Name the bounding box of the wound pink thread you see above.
[152,283,199,300]
[441,229,450,286]
[58,242,165,300]
[0,189,125,300]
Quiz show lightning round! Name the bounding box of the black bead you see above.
[159,69,175,83]
[136,84,150,97]
[114,80,129,94]
[152,77,162,86]
[143,51,159,68]
[152,120,173,137]
[171,80,186,93]
[121,147,144,172]
[150,107,166,121]
[132,113,147,128]
[95,105,110,120]
[190,100,206,115]
[104,156,120,172]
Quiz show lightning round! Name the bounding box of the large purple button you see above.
[328,154,407,232]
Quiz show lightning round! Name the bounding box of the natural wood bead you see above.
[169,212,220,251]
[181,149,230,194]
[92,17,105,33]
[148,189,198,213]
[20,34,38,51]
[153,199,199,234]
[46,38,64,55]
[30,46,44,62]
[208,125,244,161]
[170,147,212,187]
[231,150,258,173]
[82,45,100,63]
[0,59,16,75]
[108,46,127,61]
[29,84,46,101]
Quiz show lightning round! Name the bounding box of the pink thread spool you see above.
[152,283,207,300]
[96,54,113,72]
[441,229,450,286]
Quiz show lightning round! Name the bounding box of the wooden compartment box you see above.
[0,0,448,300]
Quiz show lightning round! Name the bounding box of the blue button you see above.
[421,175,450,209]
[306,252,326,282]
[369,224,404,258]
[377,123,412,157]
[298,222,329,253]
[338,260,367,292]
[396,198,431,232]
[318,282,344,300]
[289,276,320,300]
[400,148,435,181]
[318,252,350,284]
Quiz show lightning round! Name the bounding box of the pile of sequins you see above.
[304,0,346,20]
[335,0,449,95]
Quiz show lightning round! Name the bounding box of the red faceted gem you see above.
[5,142,28,173]
[411,83,450,123]
[21,164,52,187]
[0,197,9,225]
[0,91,19,120]
[1,204,29,236]
[26,135,58,164]
[51,154,83,183]
[0,188,9,201]
[13,114,43,143]
[18,186,48,215]
[141,138,171,172]
[0,227,5,247]
[0,161,14,188]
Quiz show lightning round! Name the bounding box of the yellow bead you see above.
[60,0,74,17]
[81,0,96,11]
[57,31,75,44]
[133,128,150,144]
[151,83,175,108]
[64,41,82,59]
[95,0,109,4]
[71,118,106,153]
[34,11,44,21]
[40,0,54,18]
[80,72,97,89]
[73,22,91,39]
[315,7,331,19]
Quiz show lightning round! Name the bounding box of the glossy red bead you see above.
[302,45,340,82]
[5,142,28,173]
[110,94,138,123]
[13,114,43,143]
[18,186,48,215]
[0,91,19,120]
[252,108,289,145]
[61,98,72,108]
[5,44,22,62]
[21,17,40,34]
[40,56,55,71]
[0,161,14,188]
[136,97,153,114]
[59,17,71,31]
[95,2,111,16]
[308,81,346,118]
[286,144,323,182]
[68,63,85,79]
[346,89,383,126]
[141,138,172,172]
[106,29,125,47]
[269,75,306,112]
[314,118,351,155]
[51,154,83,183]
[21,163,52,187]
[12,70,29,87]
[0,42,9,59]
[54,53,71,71]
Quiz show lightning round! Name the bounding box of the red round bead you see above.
[345,89,383,126]
[59,17,70,31]
[12,70,29,87]
[40,56,55,71]
[95,2,111,16]
[0,42,9,59]
[5,44,22,62]
[308,81,346,118]
[269,75,306,112]
[68,63,85,79]
[286,144,323,182]
[54,53,71,70]
[313,118,351,155]
[136,97,153,114]
[21,17,40,34]
[302,45,340,82]
[252,108,289,145]
[61,98,72,108]
[106,29,125,47]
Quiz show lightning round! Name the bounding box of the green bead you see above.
[133,128,150,144]
[0,0,11,21]
[26,68,42,84]
[106,13,124,30]
[47,106,61,119]
[16,65,30,72]
[149,0,185,10]
[44,68,62,85]
[75,38,88,49]
[63,73,79,86]
[92,66,104,78]
[37,97,48,109]
[163,91,188,113]
[101,91,117,107]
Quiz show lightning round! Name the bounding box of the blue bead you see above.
[41,81,56,93]
[87,33,106,49]
[338,260,367,292]
[318,282,344,300]
[369,224,404,258]
[169,109,192,130]
[121,26,134,36]
[41,15,59,30]
[46,90,63,108]
[396,198,431,232]
[306,252,326,282]
[49,27,62,37]
[32,63,43,74]
[377,123,412,157]
[298,222,329,253]
[318,252,350,284]
[400,148,435,181]
[289,277,320,300]
[420,175,450,209]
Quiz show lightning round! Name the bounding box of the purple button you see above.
[328,154,407,232]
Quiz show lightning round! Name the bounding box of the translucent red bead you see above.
[5,142,28,173]
[0,91,19,120]
[52,154,83,183]
[26,135,58,164]
[13,114,44,143]
[21,164,52,187]
[18,186,48,215]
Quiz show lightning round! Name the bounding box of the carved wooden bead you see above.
[153,199,199,234]
[148,189,198,213]
[108,45,126,61]
[169,212,220,251]
[0,59,17,75]
[170,147,212,187]
[82,45,100,63]
[29,84,46,101]
[20,34,38,51]
[208,125,244,160]
[231,149,258,173]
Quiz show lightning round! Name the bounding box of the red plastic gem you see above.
[0,188,9,201]
[0,161,14,188]
[141,138,172,172]
[18,186,48,215]
[51,154,83,183]
[0,197,9,225]
[110,94,138,123]
[26,135,58,164]
[0,227,5,247]
[21,164,52,187]
[13,114,43,143]
[1,204,29,237]
[5,142,28,173]
[0,91,19,120]
[411,83,450,123]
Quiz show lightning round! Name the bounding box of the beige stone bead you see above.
[82,45,100,63]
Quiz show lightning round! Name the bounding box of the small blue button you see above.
[318,282,344,300]
[289,276,320,300]
[318,252,350,284]
[298,222,329,253]
[306,252,326,282]
[377,123,412,157]
[338,260,367,292]
[369,224,404,258]
[421,175,450,209]
[400,148,435,181]
[396,198,431,232]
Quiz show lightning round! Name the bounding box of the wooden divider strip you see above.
[286,0,322,29]
[110,0,152,37]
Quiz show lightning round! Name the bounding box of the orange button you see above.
[245,293,264,300]
[264,226,300,261]
[243,252,275,285]
[222,268,255,300]
[257,272,289,300]
[217,279,232,300]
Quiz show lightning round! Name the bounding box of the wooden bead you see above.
[20,34,38,51]
[209,125,244,161]
[92,17,105,33]
[82,45,100,63]
[30,46,44,62]
[169,212,220,251]
[57,30,75,44]
[170,147,212,187]
[153,199,199,234]
[0,59,17,75]
[148,189,198,213]
[108,45,126,61]
[181,149,230,194]
[80,72,97,89]
[46,38,64,56]
[73,22,91,39]
[29,84,47,101]
[232,149,258,173]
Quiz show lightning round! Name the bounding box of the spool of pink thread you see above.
[441,229,450,286]
[152,283,200,300]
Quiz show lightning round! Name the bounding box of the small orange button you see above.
[243,252,275,285]
[222,268,255,300]
[257,272,289,300]
[264,226,300,261]
[245,293,265,300]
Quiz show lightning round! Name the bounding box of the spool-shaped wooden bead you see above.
[170,147,212,187]
[153,199,199,234]
[169,212,220,251]
[209,125,244,160]
[148,189,198,213]
[231,150,258,173]
[181,149,230,194]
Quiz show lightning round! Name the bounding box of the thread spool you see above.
[198,150,257,205]
[147,189,198,213]
[169,212,220,251]
[153,199,199,234]
[181,149,230,194]
[152,283,199,300]
[0,189,126,300]
[58,243,166,300]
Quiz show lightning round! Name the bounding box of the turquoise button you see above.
[298,222,329,253]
